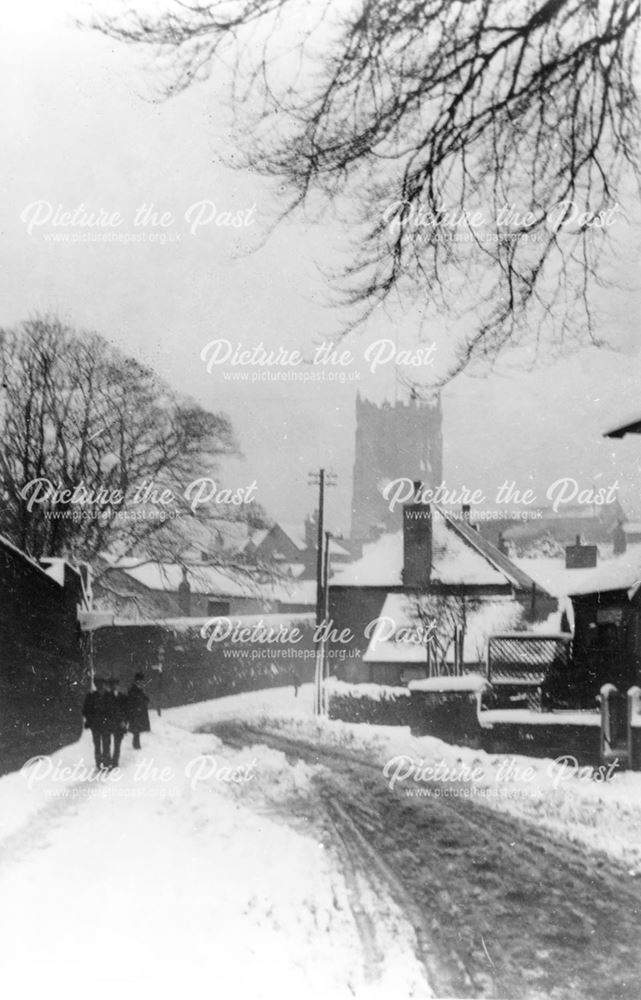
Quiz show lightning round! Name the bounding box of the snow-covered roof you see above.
[563,558,641,596]
[39,557,68,586]
[362,593,524,665]
[279,563,307,579]
[277,523,308,552]
[327,538,350,558]
[273,578,317,605]
[448,515,546,591]
[513,557,570,598]
[114,561,257,597]
[580,560,641,598]
[243,528,269,551]
[0,535,65,586]
[108,559,317,605]
[515,547,641,598]
[262,524,349,558]
[331,531,405,587]
[331,511,530,590]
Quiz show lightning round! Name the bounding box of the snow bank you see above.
[409,673,487,693]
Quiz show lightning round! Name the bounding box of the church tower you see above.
[350,391,443,542]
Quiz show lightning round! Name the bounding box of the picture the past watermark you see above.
[21,754,258,797]
[382,754,621,800]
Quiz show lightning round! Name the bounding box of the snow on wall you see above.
[480,709,601,727]
[409,674,488,693]
[323,678,410,701]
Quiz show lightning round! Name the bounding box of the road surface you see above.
[1,688,640,1000]
[205,717,641,1000]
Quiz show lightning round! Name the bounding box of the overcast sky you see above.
[2,0,641,534]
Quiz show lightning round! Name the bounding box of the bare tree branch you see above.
[92,0,641,378]
[0,316,263,564]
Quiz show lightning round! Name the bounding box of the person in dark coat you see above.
[127,672,150,750]
[106,676,129,768]
[82,676,111,769]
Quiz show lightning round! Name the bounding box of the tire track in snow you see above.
[320,795,387,985]
[206,720,458,995]
[204,718,641,1000]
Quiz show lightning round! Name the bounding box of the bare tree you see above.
[93,0,640,378]
[0,317,261,565]
[409,592,480,675]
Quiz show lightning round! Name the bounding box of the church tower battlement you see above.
[350,392,443,542]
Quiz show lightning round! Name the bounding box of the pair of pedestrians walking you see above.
[82,673,150,769]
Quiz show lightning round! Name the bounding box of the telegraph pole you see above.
[321,529,331,715]
[156,644,165,717]
[316,468,325,626]
[308,468,337,713]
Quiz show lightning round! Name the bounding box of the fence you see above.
[487,633,573,710]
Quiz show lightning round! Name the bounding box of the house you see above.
[361,591,526,685]
[554,553,641,704]
[511,544,641,705]
[327,499,554,685]
[243,516,352,577]
[94,557,317,621]
[243,523,307,565]
[484,500,627,555]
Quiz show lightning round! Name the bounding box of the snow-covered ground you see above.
[0,686,430,1000]
[233,686,641,871]
[2,683,641,1000]
[168,682,641,871]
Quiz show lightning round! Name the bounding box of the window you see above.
[207,600,230,617]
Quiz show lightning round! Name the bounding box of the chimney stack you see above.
[178,567,192,616]
[565,535,597,569]
[613,520,627,555]
[402,481,432,588]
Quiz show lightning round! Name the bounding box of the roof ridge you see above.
[436,506,550,596]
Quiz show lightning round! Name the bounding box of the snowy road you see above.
[204,718,641,1000]
[1,684,641,1000]
[0,688,429,1000]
